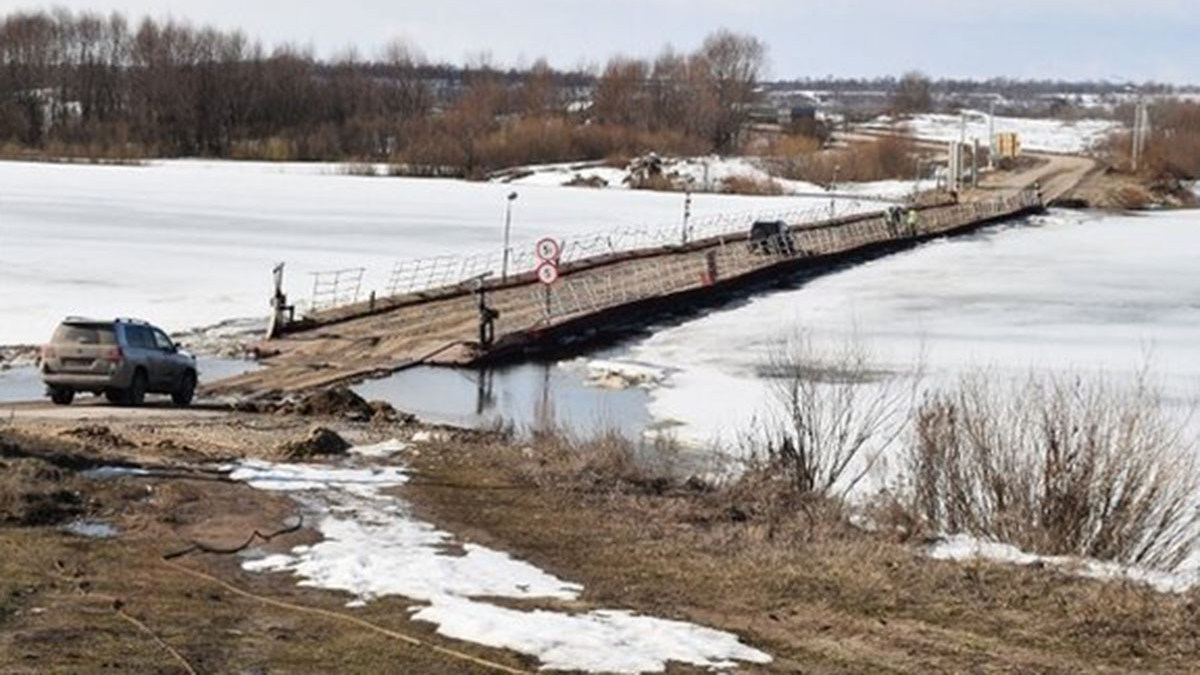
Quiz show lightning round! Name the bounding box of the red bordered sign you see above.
[535,237,562,262]
[536,261,560,285]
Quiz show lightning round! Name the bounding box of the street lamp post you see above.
[501,191,518,282]
[829,164,840,219]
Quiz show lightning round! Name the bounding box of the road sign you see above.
[536,261,560,285]
[535,237,561,262]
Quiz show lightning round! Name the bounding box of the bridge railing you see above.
[525,188,1043,328]
[303,189,1038,316]
[308,267,366,312]
[375,199,884,301]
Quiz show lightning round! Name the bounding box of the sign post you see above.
[534,238,561,321]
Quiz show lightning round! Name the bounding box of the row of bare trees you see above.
[0,9,767,169]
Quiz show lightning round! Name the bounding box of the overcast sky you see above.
[5,0,1199,83]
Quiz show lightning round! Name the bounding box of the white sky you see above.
[3,0,1198,83]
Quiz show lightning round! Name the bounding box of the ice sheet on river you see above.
[625,209,1200,448]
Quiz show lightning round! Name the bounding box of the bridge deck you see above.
[204,188,1043,399]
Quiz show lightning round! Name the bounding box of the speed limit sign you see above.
[535,237,561,262]
[536,261,560,285]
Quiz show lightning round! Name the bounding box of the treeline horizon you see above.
[0,8,777,170]
[1,8,1196,173]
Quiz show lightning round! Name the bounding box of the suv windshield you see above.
[53,324,117,345]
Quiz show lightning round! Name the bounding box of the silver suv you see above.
[40,318,197,407]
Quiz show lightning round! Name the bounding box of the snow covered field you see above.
[862,113,1122,153]
[230,447,771,673]
[614,209,1200,449]
[0,159,897,345]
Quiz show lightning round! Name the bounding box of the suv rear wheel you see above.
[49,387,74,406]
[172,370,196,407]
[123,369,148,407]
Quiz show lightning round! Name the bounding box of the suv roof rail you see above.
[63,315,106,324]
[114,317,150,326]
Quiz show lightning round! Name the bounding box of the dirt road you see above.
[970,152,1098,203]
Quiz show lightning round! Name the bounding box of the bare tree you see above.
[696,29,767,152]
[892,71,933,115]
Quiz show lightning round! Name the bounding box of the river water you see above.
[352,208,1200,447]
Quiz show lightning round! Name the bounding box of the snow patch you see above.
[412,596,770,674]
[230,446,770,672]
[62,520,119,539]
[585,359,668,390]
[350,439,409,458]
[410,430,449,444]
[929,534,1198,594]
[861,113,1121,154]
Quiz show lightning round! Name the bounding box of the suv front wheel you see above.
[49,387,74,406]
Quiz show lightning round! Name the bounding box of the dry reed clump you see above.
[719,175,785,195]
[774,135,919,185]
[904,370,1200,572]
[0,457,84,526]
[516,429,691,497]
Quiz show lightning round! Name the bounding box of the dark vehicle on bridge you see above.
[40,317,197,407]
[747,220,797,256]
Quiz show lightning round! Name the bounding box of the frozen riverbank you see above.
[0,159,884,345]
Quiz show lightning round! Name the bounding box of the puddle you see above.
[0,356,261,404]
[61,519,119,539]
[353,360,654,439]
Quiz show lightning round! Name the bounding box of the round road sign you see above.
[536,261,560,285]
[535,237,562,262]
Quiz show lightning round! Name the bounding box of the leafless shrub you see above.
[748,335,920,503]
[905,370,1200,571]
[517,426,688,497]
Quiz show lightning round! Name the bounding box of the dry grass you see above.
[904,370,1200,572]
[719,174,785,195]
[1101,101,1200,180]
[408,431,1200,673]
[773,135,919,185]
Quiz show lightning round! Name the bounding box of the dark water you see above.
[353,361,653,439]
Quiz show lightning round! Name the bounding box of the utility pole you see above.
[501,191,518,282]
[829,164,840,219]
[987,98,996,170]
[1132,100,1150,172]
[972,139,980,188]
[958,112,968,194]
[681,188,692,245]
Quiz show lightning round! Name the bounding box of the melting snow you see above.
[863,112,1121,154]
[929,534,1198,594]
[349,439,409,458]
[229,452,770,673]
[584,359,668,390]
